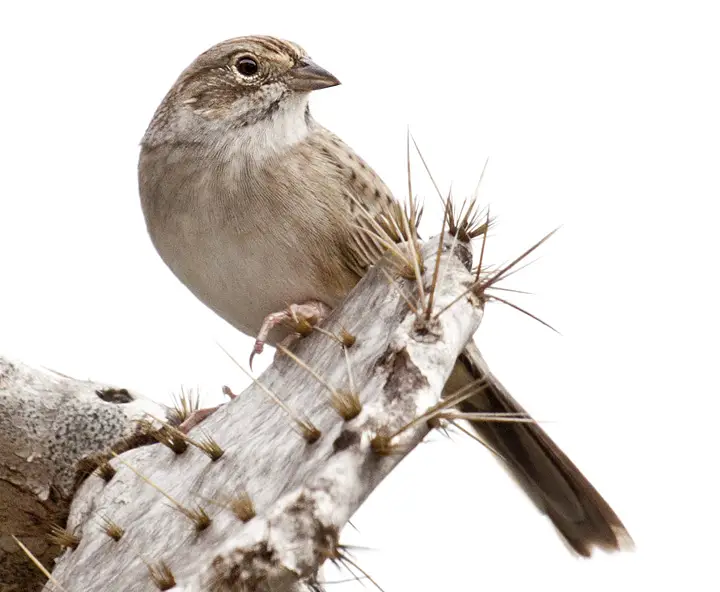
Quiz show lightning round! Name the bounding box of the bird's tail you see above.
[444,342,633,556]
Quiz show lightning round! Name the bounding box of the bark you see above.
[1,235,484,592]
[0,358,170,592]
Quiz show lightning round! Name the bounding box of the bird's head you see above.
[145,36,339,145]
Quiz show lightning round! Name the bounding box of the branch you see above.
[0,358,170,592]
[4,234,484,592]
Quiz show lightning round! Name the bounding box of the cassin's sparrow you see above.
[139,36,631,556]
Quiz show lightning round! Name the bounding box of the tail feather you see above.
[445,342,632,557]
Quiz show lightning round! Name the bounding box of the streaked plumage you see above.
[138,35,631,556]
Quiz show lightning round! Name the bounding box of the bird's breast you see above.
[139,144,355,340]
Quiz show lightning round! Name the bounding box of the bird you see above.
[138,35,631,557]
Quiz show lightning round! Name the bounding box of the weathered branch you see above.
[0,359,170,592]
[2,235,484,591]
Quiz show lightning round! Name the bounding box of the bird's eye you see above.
[235,57,259,77]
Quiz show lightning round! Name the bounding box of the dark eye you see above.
[235,56,258,77]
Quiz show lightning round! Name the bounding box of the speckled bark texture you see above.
[0,359,170,592]
[4,235,484,592]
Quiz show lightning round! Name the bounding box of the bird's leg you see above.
[178,300,331,432]
[251,300,331,368]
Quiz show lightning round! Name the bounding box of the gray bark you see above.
[1,235,483,592]
[0,358,170,592]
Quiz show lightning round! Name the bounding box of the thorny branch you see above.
[2,222,551,591]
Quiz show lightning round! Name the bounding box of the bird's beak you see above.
[287,58,340,92]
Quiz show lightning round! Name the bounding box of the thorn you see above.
[218,344,321,443]
[445,190,490,243]
[198,490,257,523]
[183,505,211,532]
[477,228,560,292]
[111,452,211,532]
[398,200,426,314]
[333,346,363,421]
[370,429,405,456]
[425,195,452,319]
[195,431,225,461]
[48,524,80,550]
[98,515,124,541]
[316,575,370,587]
[435,192,461,298]
[346,519,361,534]
[488,295,560,334]
[434,228,559,322]
[76,454,115,483]
[381,201,411,244]
[12,535,68,592]
[148,561,176,591]
[379,266,420,315]
[351,220,416,278]
[308,578,328,592]
[458,195,474,238]
[313,326,357,348]
[292,317,315,338]
[276,345,361,421]
[447,419,503,458]
[136,417,188,454]
[485,285,534,295]
[369,379,491,456]
[439,410,536,423]
[410,134,447,209]
[167,386,201,426]
[343,346,356,401]
[412,195,425,229]
[97,461,116,482]
[332,389,362,421]
[406,125,413,204]
[228,491,256,522]
[155,427,189,454]
[348,195,417,271]
[388,376,490,442]
[74,455,104,482]
[482,255,540,285]
[303,426,322,444]
[144,413,224,460]
[332,546,387,592]
[339,327,356,347]
[472,156,491,200]
[474,208,491,283]
[429,417,454,440]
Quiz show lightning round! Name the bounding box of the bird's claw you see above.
[248,300,331,369]
[249,340,265,370]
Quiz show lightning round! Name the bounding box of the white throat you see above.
[229,94,311,163]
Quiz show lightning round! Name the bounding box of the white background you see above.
[1,1,718,590]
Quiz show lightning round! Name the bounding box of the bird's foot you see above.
[250,300,331,368]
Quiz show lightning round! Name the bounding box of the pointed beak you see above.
[287,58,340,92]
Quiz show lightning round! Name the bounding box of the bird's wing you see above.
[306,127,421,278]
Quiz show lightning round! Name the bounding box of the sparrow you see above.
[138,35,631,556]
